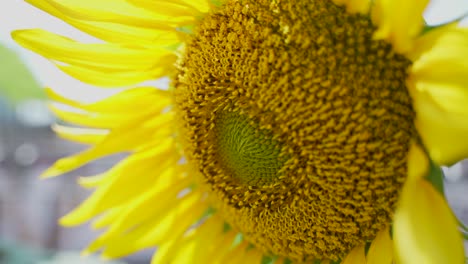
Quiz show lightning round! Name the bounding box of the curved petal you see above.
[204,231,238,264]
[127,0,204,17]
[12,29,177,88]
[405,23,461,62]
[131,0,213,14]
[394,160,465,264]
[52,124,108,144]
[372,0,429,54]
[406,142,429,181]
[409,83,468,166]
[56,63,172,87]
[12,29,176,72]
[26,0,191,27]
[99,191,208,258]
[407,25,468,165]
[59,142,180,225]
[151,215,226,264]
[241,248,264,264]
[46,87,171,114]
[342,245,366,264]
[409,25,468,105]
[366,226,393,264]
[23,0,182,45]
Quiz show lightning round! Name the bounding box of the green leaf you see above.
[426,159,445,196]
[261,255,277,264]
[421,22,440,35]
[457,218,468,240]
[462,231,468,240]
[210,0,224,7]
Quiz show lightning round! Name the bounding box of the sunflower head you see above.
[11,0,468,263]
[175,0,416,260]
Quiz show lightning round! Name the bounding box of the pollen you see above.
[174,0,415,262]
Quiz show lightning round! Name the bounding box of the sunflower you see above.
[12,0,468,263]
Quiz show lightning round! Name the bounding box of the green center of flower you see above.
[215,111,285,186]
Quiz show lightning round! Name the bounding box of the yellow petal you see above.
[12,29,177,87]
[100,191,208,258]
[408,24,468,65]
[241,248,264,264]
[127,0,202,17]
[26,0,189,28]
[406,142,429,181]
[57,63,170,87]
[409,27,468,111]
[220,242,249,264]
[153,228,236,264]
[179,0,212,13]
[12,29,176,71]
[366,226,393,264]
[49,105,128,128]
[85,177,191,253]
[162,216,227,264]
[342,245,366,264]
[47,87,173,129]
[150,238,179,264]
[394,179,465,264]
[409,84,468,166]
[209,231,238,264]
[49,99,173,129]
[185,229,245,264]
[88,171,189,242]
[42,120,173,178]
[90,208,121,229]
[77,174,106,189]
[52,124,107,144]
[372,0,429,53]
[53,105,172,133]
[59,141,178,225]
[46,87,171,114]
[23,0,182,45]
[88,189,201,255]
[406,25,468,165]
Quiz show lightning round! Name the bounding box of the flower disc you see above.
[175,0,415,261]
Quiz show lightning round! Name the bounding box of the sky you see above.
[0,0,467,101]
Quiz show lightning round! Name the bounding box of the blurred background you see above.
[0,0,468,264]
